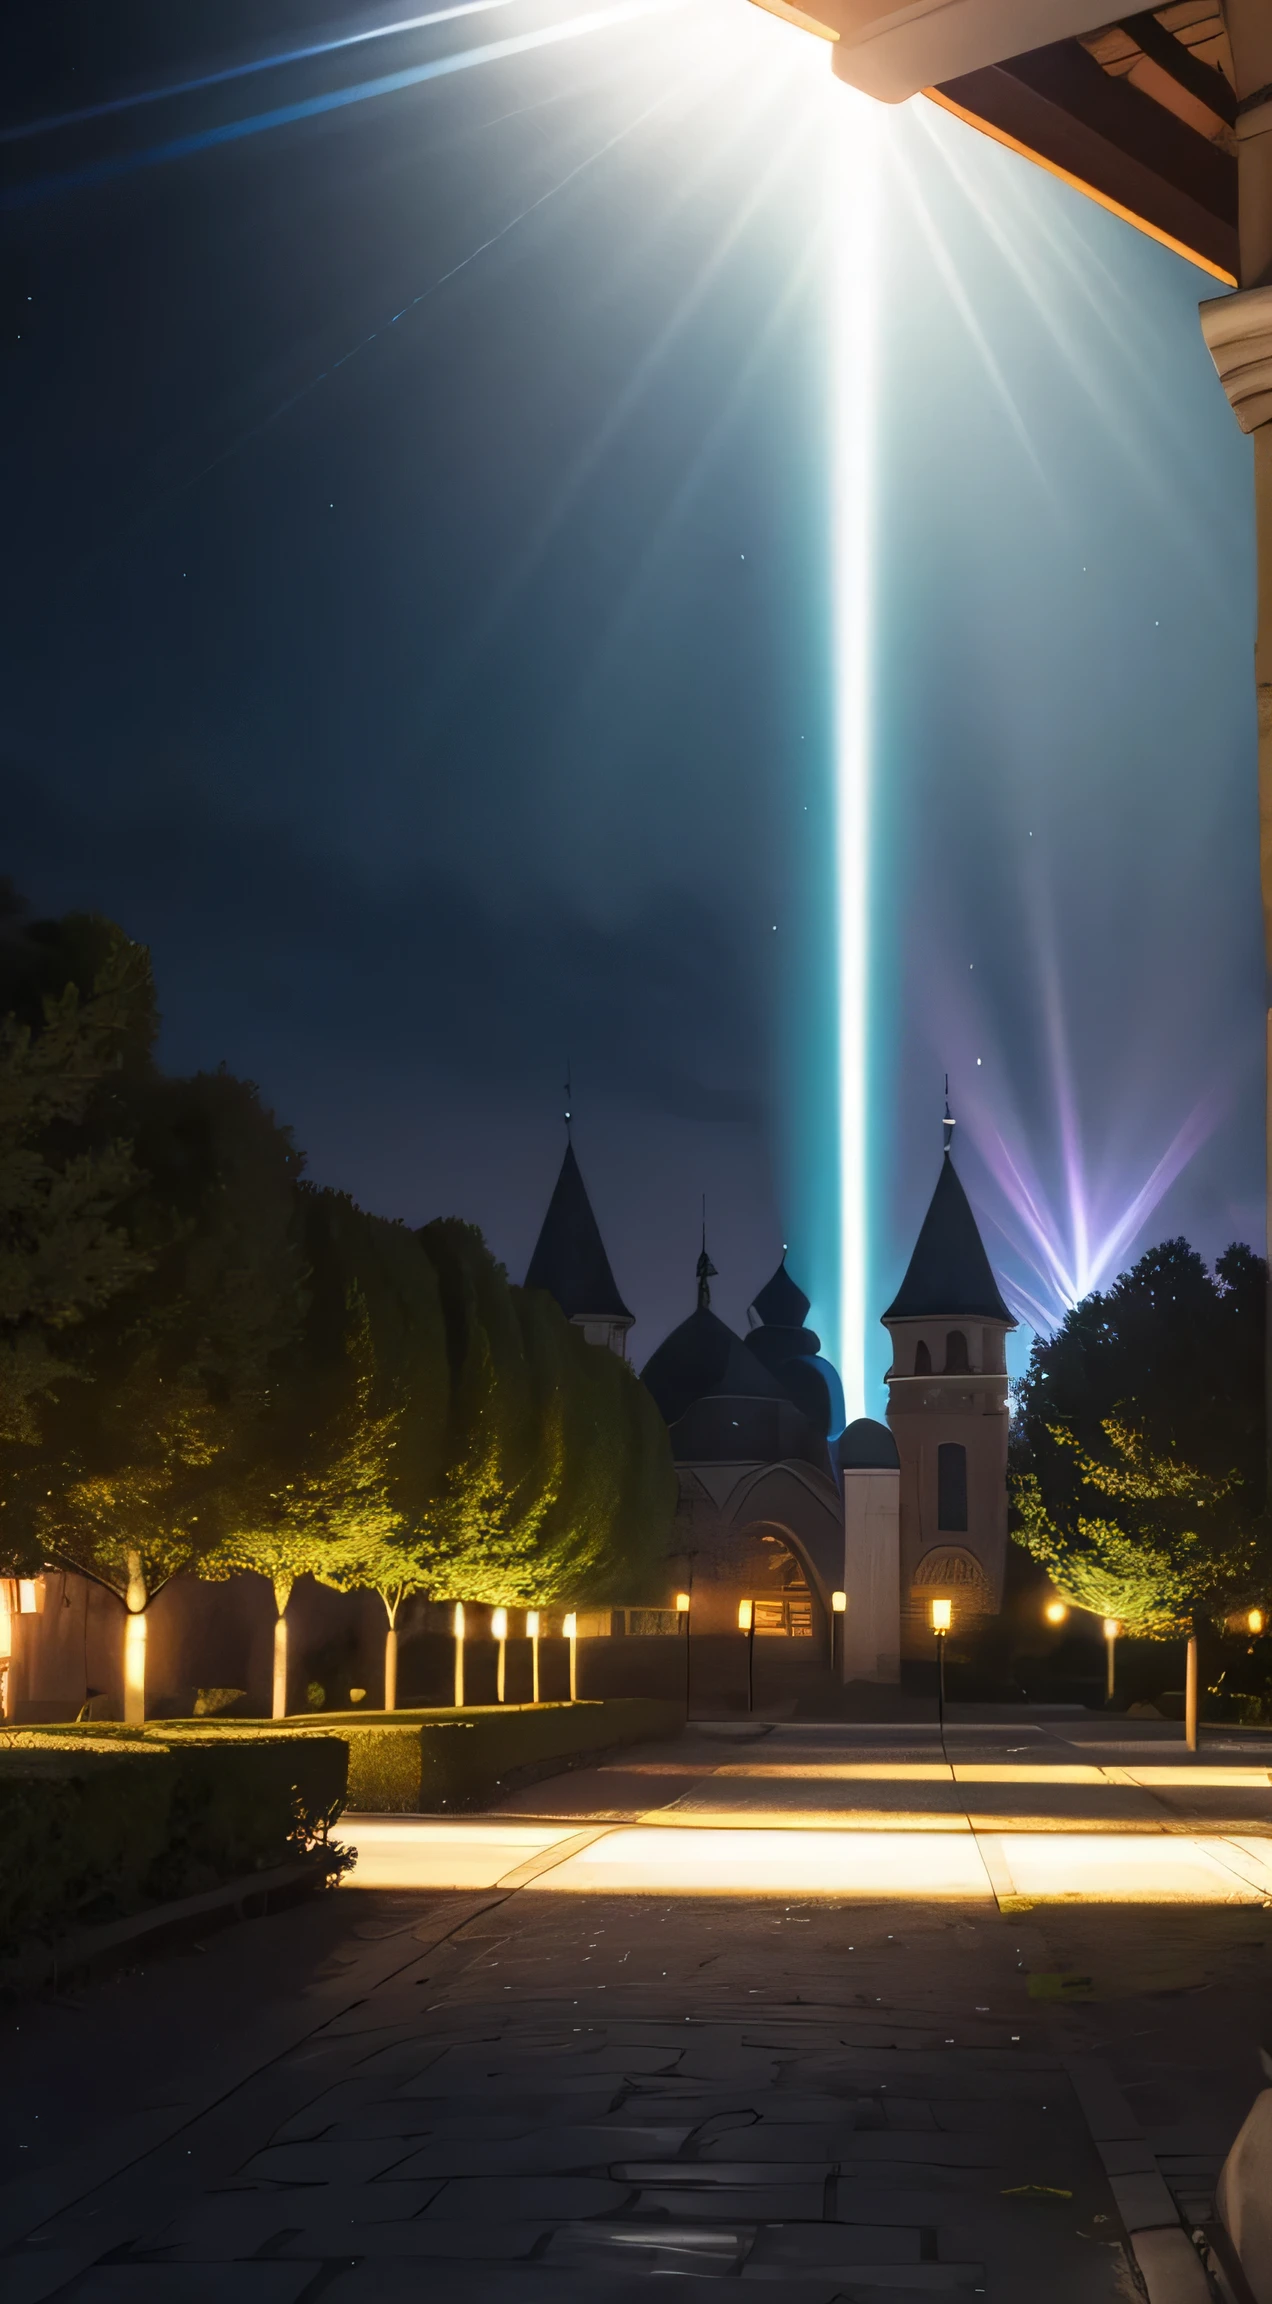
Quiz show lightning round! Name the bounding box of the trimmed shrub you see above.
[0,1727,349,1955]
[287,1696,684,1812]
[0,1742,174,1955]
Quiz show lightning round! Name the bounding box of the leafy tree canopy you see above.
[0,897,157,1453]
[1011,1238,1268,1638]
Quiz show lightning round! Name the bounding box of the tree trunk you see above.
[384,1625,398,1713]
[124,1555,147,1724]
[272,1576,294,1719]
[272,1616,289,1719]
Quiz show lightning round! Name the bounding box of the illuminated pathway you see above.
[5,1717,1272,2302]
[348,1715,1272,1905]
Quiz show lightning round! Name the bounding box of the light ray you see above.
[0,0,524,145]
[2,0,683,209]
[832,84,879,1412]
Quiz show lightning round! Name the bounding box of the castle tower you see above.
[882,1110,1016,1660]
[524,1140,634,1356]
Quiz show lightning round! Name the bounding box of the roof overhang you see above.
[748,0,1238,283]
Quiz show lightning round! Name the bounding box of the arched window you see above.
[944,1330,969,1374]
[938,1442,968,1531]
[914,1340,931,1375]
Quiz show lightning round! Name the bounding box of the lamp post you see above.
[738,1598,755,1715]
[527,1610,540,1704]
[563,1611,578,1703]
[1044,1599,1068,1627]
[492,1608,507,1703]
[831,1589,847,1682]
[930,1597,951,1736]
[1103,1619,1119,1706]
[675,1591,691,1717]
[453,1602,465,1709]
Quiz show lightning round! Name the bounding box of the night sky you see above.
[2,0,1262,1410]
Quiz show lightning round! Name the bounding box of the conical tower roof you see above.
[883,1152,1015,1325]
[524,1141,633,1324]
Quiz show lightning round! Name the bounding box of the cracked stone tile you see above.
[386,2124,691,2176]
[45,2269,316,2304]
[142,2184,444,2252]
[270,2219,554,2257]
[631,2185,828,2220]
[421,2174,634,2217]
[238,2141,419,2184]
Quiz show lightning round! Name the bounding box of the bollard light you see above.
[453,1601,465,1709]
[563,1611,578,1702]
[1250,1608,1265,1635]
[526,1609,541,1705]
[492,1607,507,1703]
[738,1599,755,1715]
[930,1597,950,1736]
[1044,1600,1068,1625]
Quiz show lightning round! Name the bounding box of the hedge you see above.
[0,1728,348,1956]
[285,1696,685,1812]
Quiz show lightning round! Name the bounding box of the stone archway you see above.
[907,1543,994,1654]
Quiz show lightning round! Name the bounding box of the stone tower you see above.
[881,1117,1016,1660]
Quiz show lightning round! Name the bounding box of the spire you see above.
[943,1074,955,1159]
[696,1199,717,1312]
[882,1146,1015,1325]
[525,1141,633,1325]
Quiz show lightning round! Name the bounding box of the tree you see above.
[27,1067,307,1718]
[413,1221,676,1611]
[1014,1417,1268,1639]
[1012,1238,1271,1693]
[299,1194,451,1709]
[0,900,156,1470]
[1013,1237,1265,1522]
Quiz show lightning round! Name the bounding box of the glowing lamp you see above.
[832,1590,847,1614]
[491,1608,507,1640]
[1250,1609,1265,1635]
[1103,1618,1120,1640]
[17,1579,38,1615]
[564,1610,578,1704]
[526,1610,540,1639]
[1044,1600,1068,1625]
[930,1597,952,1633]
[563,1612,577,1641]
[526,1609,541,1707]
[738,1599,754,1632]
[675,1592,691,1614]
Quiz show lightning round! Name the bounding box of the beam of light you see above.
[0,0,524,145]
[1,0,683,209]
[447,28,827,716]
[831,85,879,1417]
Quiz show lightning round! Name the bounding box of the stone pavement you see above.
[4,1712,1272,2302]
